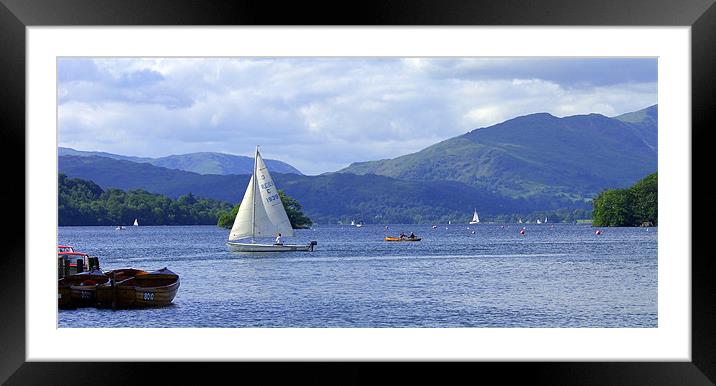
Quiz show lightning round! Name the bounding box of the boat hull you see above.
[227,241,316,252]
[58,281,74,309]
[63,270,110,307]
[97,269,180,308]
[70,285,100,307]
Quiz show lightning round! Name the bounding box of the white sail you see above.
[133,219,139,226]
[229,150,294,241]
[470,209,479,224]
[255,151,294,237]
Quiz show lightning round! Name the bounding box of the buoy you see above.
[471,231,475,234]
[520,229,525,235]
[595,230,602,235]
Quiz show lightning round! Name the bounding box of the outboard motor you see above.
[309,240,318,251]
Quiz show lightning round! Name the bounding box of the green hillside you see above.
[59,173,232,226]
[59,155,587,224]
[340,105,657,201]
[58,147,303,175]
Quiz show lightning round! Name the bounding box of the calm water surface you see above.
[58,224,657,328]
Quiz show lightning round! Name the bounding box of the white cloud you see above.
[58,58,657,175]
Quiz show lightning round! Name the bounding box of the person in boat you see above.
[275,233,284,245]
[409,232,416,239]
[399,232,406,239]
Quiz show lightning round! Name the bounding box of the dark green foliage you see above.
[279,190,313,228]
[592,172,657,227]
[217,204,240,229]
[58,174,232,226]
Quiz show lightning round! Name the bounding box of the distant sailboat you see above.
[469,209,480,224]
[226,147,317,252]
[537,218,542,224]
[350,220,355,226]
[133,218,139,226]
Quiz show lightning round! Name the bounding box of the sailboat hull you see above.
[227,241,316,252]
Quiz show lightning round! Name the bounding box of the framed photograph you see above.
[4,0,714,384]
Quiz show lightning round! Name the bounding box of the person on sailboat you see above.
[275,233,284,245]
[409,232,416,239]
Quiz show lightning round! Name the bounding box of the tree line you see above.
[591,172,657,227]
[59,173,232,226]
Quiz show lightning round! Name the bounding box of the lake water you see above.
[58,224,657,328]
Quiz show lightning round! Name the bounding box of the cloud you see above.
[58,58,657,175]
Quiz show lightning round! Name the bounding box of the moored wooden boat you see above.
[96,268,150,308]
[102,268,180,308]
[67,270,110,307]
[58,278,73,309]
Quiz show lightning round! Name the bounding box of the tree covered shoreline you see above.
[591,172,657,227]
[59,174,314,228]
[59,174,232,226]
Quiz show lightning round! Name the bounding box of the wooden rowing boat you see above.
[98,268,180,308]
[66,270,110,307]
[95,268,149,308]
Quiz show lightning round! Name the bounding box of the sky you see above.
[58,57,657,175]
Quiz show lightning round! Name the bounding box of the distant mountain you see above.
[340,105,658,201]
[58,147,152,163]
[58,155,583,223]
[58,147,303,175]
[612,104,658,152]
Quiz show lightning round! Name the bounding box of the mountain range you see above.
[58,147,303,175]
[59,155,572,224]
[340,105,657,202]
[58,105,657,223]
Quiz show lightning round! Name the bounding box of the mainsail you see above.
[470,209,480,223]
[229,149,294,241]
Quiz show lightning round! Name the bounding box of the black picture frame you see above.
[2,0,713,384]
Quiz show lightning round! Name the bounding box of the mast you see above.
[252,145,258,243]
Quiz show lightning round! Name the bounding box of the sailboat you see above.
[226,147,317,252]
[469,209,480,224]
[133,219,139,226]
